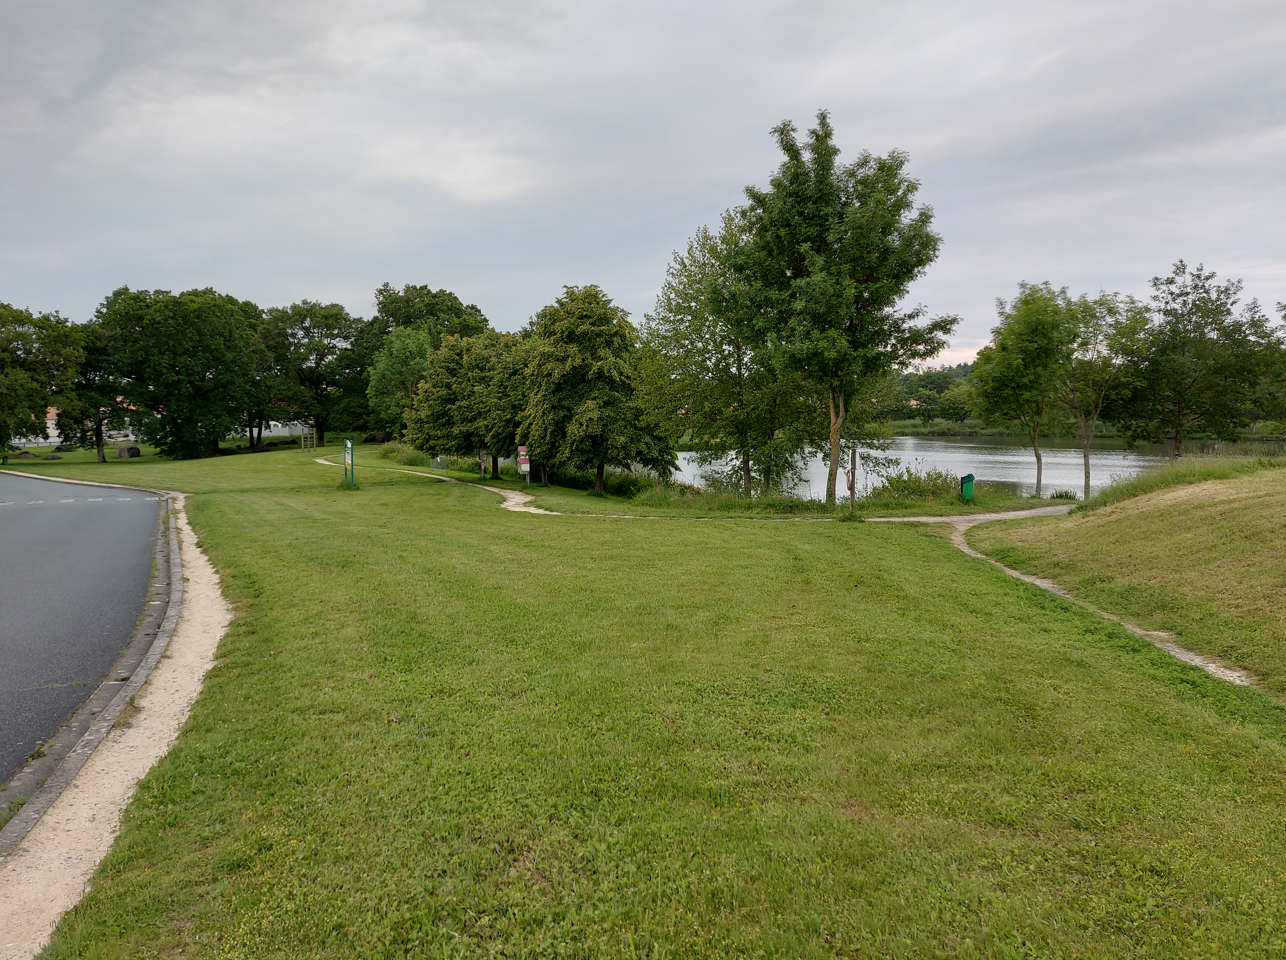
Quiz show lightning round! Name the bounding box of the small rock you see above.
[44,453,60,459]
[14,451,35,459]
[116,445,141,459]
[364,431,389,444]
[252,443,269,452]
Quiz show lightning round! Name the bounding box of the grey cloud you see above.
[1,0,1282,350]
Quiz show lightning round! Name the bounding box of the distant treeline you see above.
[4,111,1284,504]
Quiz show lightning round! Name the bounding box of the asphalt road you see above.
[0,473,160,785]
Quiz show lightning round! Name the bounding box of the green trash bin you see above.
[960,473,975,502]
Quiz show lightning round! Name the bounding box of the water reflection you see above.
[675,436,1173,499]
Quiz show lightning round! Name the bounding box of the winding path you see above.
[320,457,1257,688]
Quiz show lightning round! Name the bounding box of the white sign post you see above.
[518,445,530,486]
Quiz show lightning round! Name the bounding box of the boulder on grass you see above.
[364,431,389,444]
[44,453,60,460]
[252,443,270,452]
[116,445,141,459]
[14,451,35,459]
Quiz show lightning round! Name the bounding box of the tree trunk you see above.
[491,453,499,480]
[540,464,548,486]
[94,418,106,463]
[742,452,753,498]
[315,417,326,448]
[849,446,857,516]
[1172,432,1182,459]
[825,388,847,505]
[595,461,605,495]
[256,420,264,445]
[1032,433,1043,498]
[1081,434,1092,502]
[1078,413,1093,502]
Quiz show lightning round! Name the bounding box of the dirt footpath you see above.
[0,500,232,960]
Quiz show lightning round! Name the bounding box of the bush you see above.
[544,466,654,497]
[867,466,959,501]
[1049,489,1079,500]
[380,441,435,468]
[628,484,834,516]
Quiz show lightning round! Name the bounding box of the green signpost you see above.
[344,439,355,488]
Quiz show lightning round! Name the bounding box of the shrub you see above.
[544,467,654,497]
[380,441,434,468]
[1049,489,1079,500]
[867,466,959,501]
[628,484,834,516]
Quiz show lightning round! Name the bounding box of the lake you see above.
[675,436,1173,499]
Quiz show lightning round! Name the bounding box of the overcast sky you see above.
[2,0,1284,361]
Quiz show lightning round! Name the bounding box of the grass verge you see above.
[12,451,1286,957]
[1073,456,1284,513]
[971,465,1286,698]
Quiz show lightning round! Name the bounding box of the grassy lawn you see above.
[8,451,1286,957]
[970,461,1286,700]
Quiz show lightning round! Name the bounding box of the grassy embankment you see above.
[971,458,1286,701]
[8,449,1286,957]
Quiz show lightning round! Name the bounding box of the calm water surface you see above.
[675,436,1172,499]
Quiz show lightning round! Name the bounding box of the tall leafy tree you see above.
[470,330,534,477]
[643,213,812,496]
[1056,292,1148,498]
[1113,262,1276,458]
[367,326,436,436]
[0,303,81,450]
[733,110,956,503]
[347,284,491,432]
[54,319,129,462]
[371,283,489,351]
[404,335,488,467]
[519,286,675,494]
[264,301,363,446]
[98,287,264,459]
[972,283,1077,497]
[936,382,975,426]
[1252,312,1286,431]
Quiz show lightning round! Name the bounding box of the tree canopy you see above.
[1112,261,1278,457]
[371,283,488,351]
[54,319,129,462]
[643,212,812,495]
[263,301,363,446]
[733,110,955,503]
[0,303,81,451]
[519,286,675,494]
[98,287,265,459]
[972,283,1077,497]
